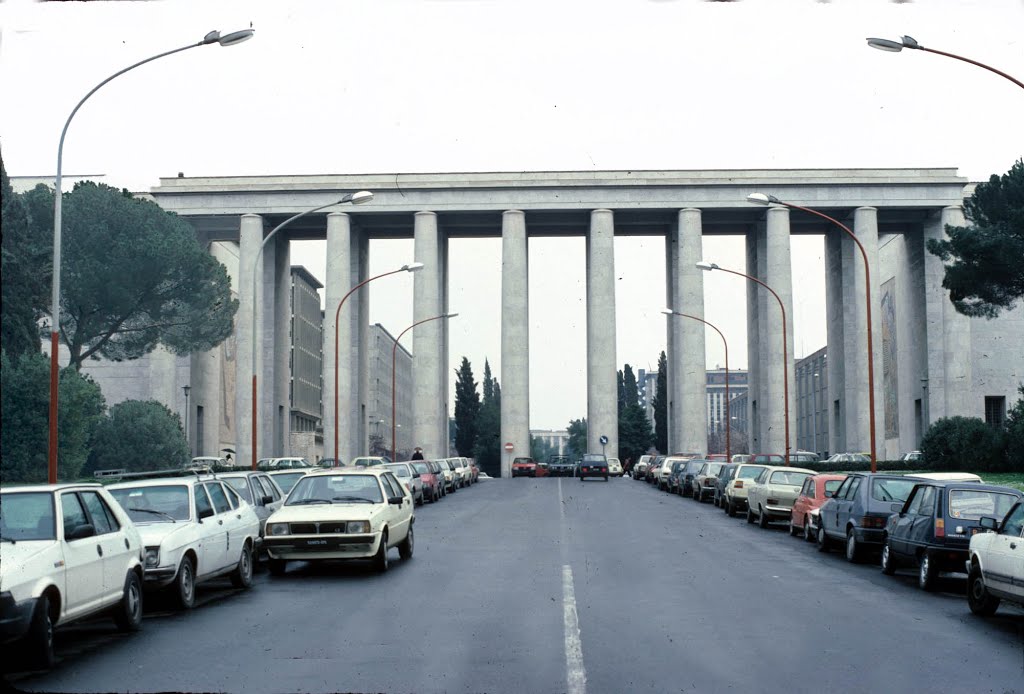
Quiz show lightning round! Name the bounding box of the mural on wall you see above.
[220,324,237,448]
[881,278,899,439]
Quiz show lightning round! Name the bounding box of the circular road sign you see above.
[599,435,609,445]
[504,442,514,452]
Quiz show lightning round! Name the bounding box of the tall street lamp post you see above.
[866,35,1024,91]
[46,28,255,484]
[183,385,191,455]
[662,308,731,462]
[811,372,819,457]
[697,260,790,465]
[747,193,878,472]
[332,262,424,461]
[391,313,458,463]
[250,192,374,470]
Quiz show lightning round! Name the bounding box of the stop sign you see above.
[504,442,514,452]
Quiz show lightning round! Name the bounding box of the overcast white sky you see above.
[2,0,1022,430]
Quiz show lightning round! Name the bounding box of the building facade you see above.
[795,347,829,456]
[288,266,324,461]
[368,324,414,460]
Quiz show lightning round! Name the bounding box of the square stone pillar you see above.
[677,208,707,456]
[824,231,846,456]
[846,207,884,456]
[587,209,618,458]
[665,222,681,453]
[236,213,262,468]
[273,233,291,457]
[323,212,353,463]
[764,206,795,460]
[501,210,530,476]
[413,211,445,460]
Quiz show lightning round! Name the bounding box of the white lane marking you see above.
[562,564,587,694]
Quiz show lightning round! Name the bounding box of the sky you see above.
[1,0,1022,430]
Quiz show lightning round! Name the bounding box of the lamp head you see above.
[343,190,374,205]
[866,35,919,52]
[203,29,255,46]
[746,192,781,206]
[660,308,675,316]
[695,261,718,272]
[446,312,459,319]
[403,262,425,273]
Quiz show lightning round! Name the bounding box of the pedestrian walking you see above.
[411,447,424,460]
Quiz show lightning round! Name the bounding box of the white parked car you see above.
[217,471,285,539]
[188,456,232,471]
[634,455,653,478]
[745,466,816,528]
[263,468,415,574]
[447,458,471,488]
[0,483,145,669]
[384,463,425,506]
[107,475,261,609]
[257,457,313,471]
[268,469,311,496]
[966,500,1024,617]
[606,458,623,477]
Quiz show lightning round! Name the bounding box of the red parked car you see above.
[512,457,540,477]
[790,473,847,542]
[411,461,442,502]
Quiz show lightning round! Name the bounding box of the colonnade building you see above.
[149,169,1023,475]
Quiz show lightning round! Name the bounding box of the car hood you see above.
[136,522,195,548]
[0,541,57,588]
[269,503,385,523]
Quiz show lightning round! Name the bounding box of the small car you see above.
[263,468,414,574]
[691,462,725,502]
[411,461,441,502]
[749,454,785,464]
[881,481,1022,590]
[217,471,285,540]
[578,454,610,481]
[678,460,708,498]
[966,500,1024,616]
[901,451,923,463]
[188,456,232,471]
[817,473,920,562]
[511,457,539,478]
[713,463,738,507]
[107,475,261,609]
[746,466,816,528]
[633,455,653,479]
[350,456,391,468]
[267,469,311,495]
[384,463,425,506]
[257,457,313,471]
[427,460,449,497]
[606,458,623,477]
[547,455,575,477]
[0,484,145,669]
[665,460,690,494]
[721,464,770,517]
[824,452,871,463]
[789,474,847,541]
[434,459,458,493]
[789,451,820,464]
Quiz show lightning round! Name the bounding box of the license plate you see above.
[305,539,329,547]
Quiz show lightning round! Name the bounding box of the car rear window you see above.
[870,478,917,503]
[223,477,254,503]
[770,471,812,486]
[386,465,411,478]
[270,472,305,493]
[704,463,724,477]
[824,480,844,495]
[737,465,766,480]
[948,489,1019,521]
[412,463,430,474]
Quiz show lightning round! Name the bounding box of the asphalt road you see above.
[7,476,1023,694]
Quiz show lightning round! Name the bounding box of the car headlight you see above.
[268,523,290,536]
[347,521,370,534]
[145,547,160,568]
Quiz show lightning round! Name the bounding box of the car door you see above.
[221,482,251,561]
[381,473,411,541]
[79,490,132,605]
[58,491,106,619]
[821,477,850,536]
[195,483,228,574]
[984,503,1024,598]
[890,485,923,557]
[908,485,938,551]
[833,476,862,538]
[206,482,241,571]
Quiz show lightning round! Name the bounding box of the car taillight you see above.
[767,498,779,505]
[859,516,886,529]
[734,481,744,489]
[935,518,945,538]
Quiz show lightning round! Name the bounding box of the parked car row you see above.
[639,461,1024,618]
[1,455,482,670]
[512,454,624,479]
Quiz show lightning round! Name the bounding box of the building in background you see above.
[531,429,569,455]
[638,368,748,450]
[368,323,414,460]
[288,267,323,461]
[795,347,829,457]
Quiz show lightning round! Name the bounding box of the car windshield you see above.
[110,485,191,522]
[685,461,705,473]
[287,474,384,505]
[412,463,430,475]
[738,465,767,480]
[386,465,411,478]
[222,477,254,503]
[270,472,305,494]
[824,480,844,495]
[704,463,724,477]
[0,492,56,541]
[770,471,812,486]
[948,489,1019,521]
[870,478,917,503]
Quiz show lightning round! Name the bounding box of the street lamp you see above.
[747,192,878,472]
[332,262,424,461]
[250,191,373,470]
[811,372,819,457]
[46,27,255,484]
[866,35,1024,91]
[391,313,458,463]
[697,260,791,465]
[661,308,732,462]
[183,385,191,455]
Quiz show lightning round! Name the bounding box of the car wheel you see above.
[803,517,815,543]
[746,507,756,524]
[374,532,390,573]
[579,475,584,483]
[727,500,737,518]
[604,475,609,482]
[918,551,936,591]
[230,543,254,589]
[845,529,862,563]
[112,571,143,631]
[24,593,55,671]
[268,558,287,576]
[817,525,830,553]
[758,507,769,529]
[880,540,896,576]
[173,556,196,610]
[967,563,1000,616]
[398,526,415,560]
[788,519,799,537]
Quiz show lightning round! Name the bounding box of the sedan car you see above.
[817,473,920,562]
[263,468,414,574]
[257,457,313,471]
[746,466,816,528]
[547,455,576,477]
[881,481,1022,590]
[678,460,708,498]
[691,462,725,502]
[824,452,871,464]
[107,476,261,609]
[351,456,391,468]
[789,474,847,541]
[1,484,145,669]
[721,464,770,517]
[578,454,610,481]
[967,500,1024,616]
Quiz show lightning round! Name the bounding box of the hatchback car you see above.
[967,500,1024,616]
[746,467,816,528]
[721,464,770,517]
[107,475,261,609]
[678,460,708,498]
[691,462,725,502]
[606,458,623,477]
[881,481,1022,590]
[384,463,425,506]
[217,471,285,540]
[0,484,145,669]
[817,473,920,562]
[351,456,391,468]
[263,468,414,574]
[578,454,610,481]
[411,461,441,502]
[789,474,847,541]
[665,460,690,494]
[511,457,540,478]
[713,463,739,508]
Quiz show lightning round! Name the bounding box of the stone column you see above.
[356,232,370,456]
[413,212,444,459]
[236,214,262,468]
[273,234,291,456]
[256,227,277,464]
[847,207,884,455]
[824,231,846,456]
[924,205,973,421]
[586,209,618,458]
[501,210,530,477]
[439,230,450,456]
[323,212,352,463]
[677,209,707,456]
[665,222,680,453]
[764,206,795,459]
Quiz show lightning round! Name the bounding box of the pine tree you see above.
[618,364,653,465]
[474,359,501,476]
[653,351,668,453]
[454,357,480,457]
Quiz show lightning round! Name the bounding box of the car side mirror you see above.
[66,523,96,541]
[198,507,215,520]
[412,472,420,479]
[262,495,274,505]
[389,495,404,506]
[979,516,1000,531]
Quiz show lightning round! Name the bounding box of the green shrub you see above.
[1005,386,1024,472]
[84,399,188,474]
[920,416,1006,472]
[800,460,917,473]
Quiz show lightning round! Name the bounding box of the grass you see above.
[877,469,1024,492]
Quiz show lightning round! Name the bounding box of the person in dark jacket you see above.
[411,447,424,460]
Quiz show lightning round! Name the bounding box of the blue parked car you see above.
[881,480,1022,590]
[816,473,921,562]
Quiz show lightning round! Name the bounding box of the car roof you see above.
[760,466,817,475]
[305,468,389,477]
[906,480,1019,494]
[1,482,102,492]
[107,477,204,489]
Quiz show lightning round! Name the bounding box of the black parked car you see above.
[817,474,921,562]
[666,461,689,494]
[881,481,1022,590]
[547,455,575,477]
[578,454,609,481]
[678,460,707,498]
[713,463,738,508]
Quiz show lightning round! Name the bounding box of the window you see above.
[1002,503,1024,537]
[984,396,1006,427]
[804,480,815,499]
[257,476,280,501]
[224,477,254,503]
[194,485,214,517]
[905,487,925,515]
[844,477,862,500]
[81,491,119,534]
[948,489,1019,521]
[1,492,57,541]
[833,478,852,500]
[61,493,89,538]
